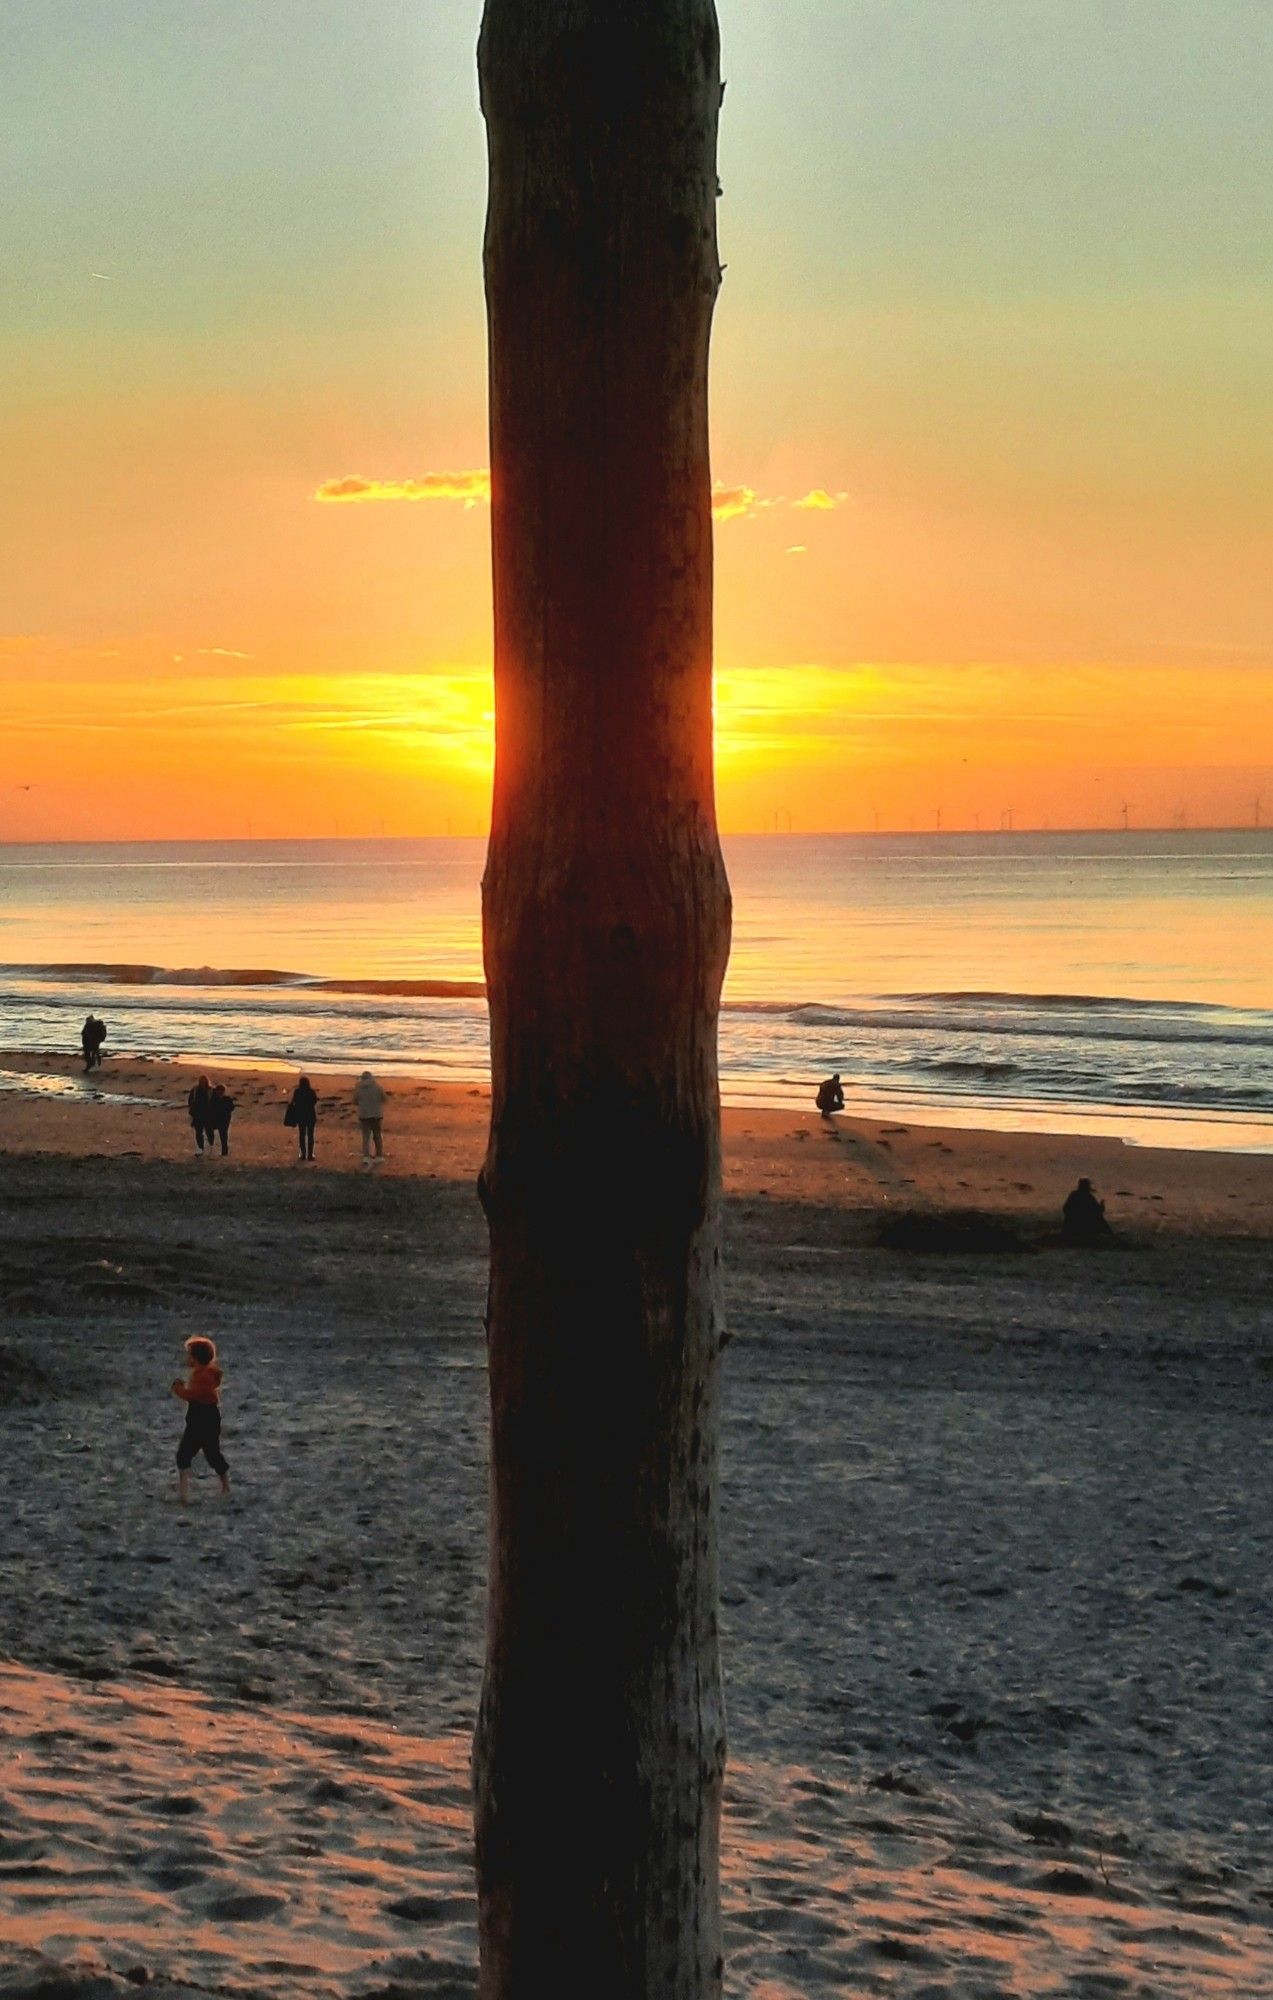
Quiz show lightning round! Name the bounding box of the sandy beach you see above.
[3,1049,1272,1233]
[2,1055,1271,1996]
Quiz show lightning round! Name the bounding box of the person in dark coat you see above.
[81,1014,107,1071]
[1062,1176,1112,1245]
[815,1072,845,1118]
[288,1075,318,1161]
[208,1083,235,1157]
[187,1075,214,1154]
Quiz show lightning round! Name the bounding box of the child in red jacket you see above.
[171,1337,230,1503]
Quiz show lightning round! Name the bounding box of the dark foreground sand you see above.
[1,1060,1271,1996]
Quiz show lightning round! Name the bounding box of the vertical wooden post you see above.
[475,4,730,1995]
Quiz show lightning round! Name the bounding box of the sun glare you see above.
[3,656,1271,840]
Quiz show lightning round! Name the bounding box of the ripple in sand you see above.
[3,1663,1271,1999]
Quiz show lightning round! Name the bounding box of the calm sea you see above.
[1,832,1270,1149]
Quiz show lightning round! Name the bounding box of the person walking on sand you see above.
[354,1068,386,1167]
[816,1072,845,1118]
[208,1082,235,1156]
[287,1074,318,1161]
[171,1336,230,1502]
[187,1074,214,1154]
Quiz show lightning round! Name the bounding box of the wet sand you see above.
[1,1057,1271,1995]
[2,1048,1271,1234]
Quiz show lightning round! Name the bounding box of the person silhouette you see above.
[208,1083,235,1157]
[81,1015,106,1071]
[187,1075,214,1154]
[354,1069,386,1166]
[1062,1177,1112,1245]
[288,1075,318,1161]
[815,1072,845,1118]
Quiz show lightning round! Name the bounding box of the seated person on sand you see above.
[816,1072,845,1118]
[1062,1176,1112,1245]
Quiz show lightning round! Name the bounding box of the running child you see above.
[171,1336,231,1502]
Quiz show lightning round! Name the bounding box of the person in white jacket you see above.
[353,1069,386,1166]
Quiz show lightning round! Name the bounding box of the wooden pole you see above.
[475,4,730,1994]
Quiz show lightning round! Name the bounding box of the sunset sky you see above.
[2,0,1270,840]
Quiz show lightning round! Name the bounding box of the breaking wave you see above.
[1,961,1270,1132]
[0,962,485,999]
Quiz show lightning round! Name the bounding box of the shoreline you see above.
[7,1049,1273,1158]
[1,1049,1270,1238]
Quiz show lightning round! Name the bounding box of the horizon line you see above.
[0,822,1269,850]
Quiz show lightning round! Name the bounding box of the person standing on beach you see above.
[208,1083,235,1157]
[354,1069,386,1167]
[187,1075,214,1154]
[287,1074,318,1161]
[171,1336,230,1503]
[81,1014,106,1071]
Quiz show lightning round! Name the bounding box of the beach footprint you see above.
[205,1887,288,1922]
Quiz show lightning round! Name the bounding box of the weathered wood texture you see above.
[474,3,730,1995]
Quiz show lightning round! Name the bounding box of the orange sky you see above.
[5,654,1270,842]
[2,3,1270,840]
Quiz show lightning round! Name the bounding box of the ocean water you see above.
[0,831,1270,1148]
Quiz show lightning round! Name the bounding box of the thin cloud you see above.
[792,488,849,512]
[711,483,760,521]
[713,482,848,521]
[315,472,491,508]
[197,647,255,660]
[313,470,845,526]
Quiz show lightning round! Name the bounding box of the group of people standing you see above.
[282,1070,387,1165]
[185,1067,388,1167]
[186,1076,236,1155]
